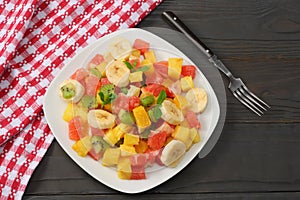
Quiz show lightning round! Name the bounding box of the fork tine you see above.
[233,91,263,116]
[242,85,270,109]
[235,89,264,115]
[239,87,267,111]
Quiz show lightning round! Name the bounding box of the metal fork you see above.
[162,11,270,116]
[209,55,270,116]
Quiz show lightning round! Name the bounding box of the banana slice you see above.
[168,155,184,168]
[109,37,132,59]
[87,109,116,129]
[59,79,85,103]
[161,100,184,125]
[161,140,186,166]
[106,60,130,87]
[185,88,208,113]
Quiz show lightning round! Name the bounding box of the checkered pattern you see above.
[0,0,162,199]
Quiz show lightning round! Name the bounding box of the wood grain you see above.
[140,0,300,40]
[24,124,300,195]
[23,192,300,200]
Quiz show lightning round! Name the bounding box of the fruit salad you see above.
[59,37,208,180]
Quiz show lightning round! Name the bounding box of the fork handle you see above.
[162,11,214,58]
[162,11,234,78]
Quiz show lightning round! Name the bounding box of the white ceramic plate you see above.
[43,28,220,193]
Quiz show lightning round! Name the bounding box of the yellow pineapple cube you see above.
[118,157,132,173]
[120,144,136,156]
[104,124,132,146]
[117,157,132,180]
[144,50,156,63]
[141,59,155,76]
[118,171,132,180]
[191,128,201,143]
[187,128,198,150]
[141,59,152,65]
[96,61,108,77]
[133,106,151,132]
[129,71,143,83]
[72,141,88,157]
[81,136,92,150]
[102,148,121,166]
[131,48,141,58]
[172,126,192,149]
[168,58,183,80]
[124,133,140,146]
[174,95,190,110]
[172,125,189,138]
[63,103,75,122]
[103,129,119,146]
[143,63,155,77]
[117,157,132,179]
[180,76,194,92]
[112,125,125,140]
[72,136,92,157]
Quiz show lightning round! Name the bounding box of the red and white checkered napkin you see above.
[0,0,162,199]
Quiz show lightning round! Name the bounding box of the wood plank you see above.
[24,123,300,195]
[220,56,300,123]
[23,192,300,200]
[139,0,300,40]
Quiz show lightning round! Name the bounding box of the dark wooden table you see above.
[23,1,300,199]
